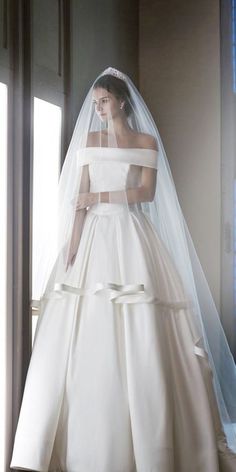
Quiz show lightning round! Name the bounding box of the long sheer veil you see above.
[32,66,236,451]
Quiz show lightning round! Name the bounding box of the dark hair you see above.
[93,74,132,117]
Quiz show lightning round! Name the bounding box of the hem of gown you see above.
[10,468,44,472]
[10,436,236,472]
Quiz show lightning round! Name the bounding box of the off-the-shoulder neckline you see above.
[81,146,158,152]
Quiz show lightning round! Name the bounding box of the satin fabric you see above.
[10,149,236,471]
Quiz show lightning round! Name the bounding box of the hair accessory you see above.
[104,67,127,82]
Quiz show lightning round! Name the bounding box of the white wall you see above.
[139,0,221,309]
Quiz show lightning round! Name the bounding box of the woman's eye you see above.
[92,98,109,105]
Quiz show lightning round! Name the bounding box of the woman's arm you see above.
[100,167,157,204]
[65,165,90,270]
[75,166,157,210]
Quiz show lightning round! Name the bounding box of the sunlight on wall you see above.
[32,97,62,344]
[0,82,8,470]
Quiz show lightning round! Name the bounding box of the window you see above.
[32,97,62,344]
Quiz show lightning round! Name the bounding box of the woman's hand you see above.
[65,235,80,271]
[72,192,99,210]
[65,208,87,271]
[65,246,77,271]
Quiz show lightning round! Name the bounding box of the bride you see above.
[10,67,236,472]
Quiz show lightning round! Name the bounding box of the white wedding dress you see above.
[10,148,236,472]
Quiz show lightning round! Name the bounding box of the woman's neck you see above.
[108,116,133,137]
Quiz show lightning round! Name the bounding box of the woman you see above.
[10,67,236,471]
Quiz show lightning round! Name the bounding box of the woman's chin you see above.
[98,115,107,123]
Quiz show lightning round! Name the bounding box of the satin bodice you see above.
[79,147,158,215]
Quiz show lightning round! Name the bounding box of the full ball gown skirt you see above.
[10,149,236,472]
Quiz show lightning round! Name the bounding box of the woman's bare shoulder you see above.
[85,131,102,147]
[85,130,158,150]
[135,132,158,151]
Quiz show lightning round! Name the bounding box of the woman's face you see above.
[92,87,124,122]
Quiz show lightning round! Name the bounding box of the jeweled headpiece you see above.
[103,67,126,82]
